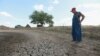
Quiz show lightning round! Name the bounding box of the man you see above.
[71,8,85,43]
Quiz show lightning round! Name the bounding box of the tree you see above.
[25,24,31,28]
[15,25,23,28]
[29,11,54,27]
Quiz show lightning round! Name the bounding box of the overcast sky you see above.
[0,0,100,27]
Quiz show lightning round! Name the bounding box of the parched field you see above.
[0,26,100,56]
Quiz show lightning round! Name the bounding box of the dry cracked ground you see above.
[0,30,100,56]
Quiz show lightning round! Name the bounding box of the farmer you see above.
[71,8,85,42]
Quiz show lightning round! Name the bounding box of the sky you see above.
[0,0,100,27]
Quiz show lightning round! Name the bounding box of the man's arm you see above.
[80,13,85,23]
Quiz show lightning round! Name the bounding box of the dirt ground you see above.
[0,30,99,56]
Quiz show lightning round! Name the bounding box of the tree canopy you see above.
[29,11,54,27]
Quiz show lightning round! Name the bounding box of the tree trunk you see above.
[37,24,43,27]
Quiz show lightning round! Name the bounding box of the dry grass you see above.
[19,26,100,40]
[7,26,100,40]
[82,26,100,40]
[30,26,100,40]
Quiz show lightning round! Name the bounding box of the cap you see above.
[71,8,76,12]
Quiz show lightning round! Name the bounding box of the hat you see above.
[71,8,76,12]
